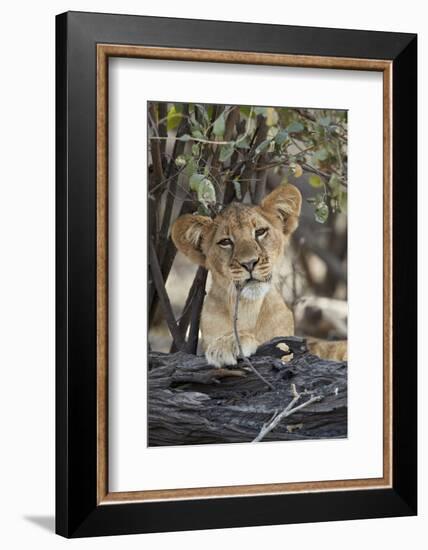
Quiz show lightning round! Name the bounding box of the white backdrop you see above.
[109,59,383,493]
[0,1,425,549]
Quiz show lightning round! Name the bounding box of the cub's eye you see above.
[217,238,233,248]
[255,227,268,238]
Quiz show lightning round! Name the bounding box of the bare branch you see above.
[253,387,323,442]
[148,104,164,188]
[150,135,233,146]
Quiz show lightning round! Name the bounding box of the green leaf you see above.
[233,180,242,200]
[266,107,279,126]
[328,174,341,194]
[278,108,295,127]
[190,173,217,206]
[309,175,323,188]
[318,116,331,127]
[290,162,303,178]
[239,106,253,118]
[254,106,267,116]
[195,104,209,125]
[176,134,192,142]
[197,179,216,205]
[191,129,205,140]
[219,143,235,163]
[255,139,271,156]
[189,109,205,133]
[313,148,328,162]
[315,202,329,224]
[235,136,250,149]
[184,157,198,176]
[339,190,348,213]
[213,112,226,138]
[274,129,289,145]
[267,126,279,142]
[167,105,182,131]
[189,173,206,192]
[286,121,304,133]
[197,203,211,216]
[175,155,187,168]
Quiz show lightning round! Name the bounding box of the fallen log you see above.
[148,336,347,446]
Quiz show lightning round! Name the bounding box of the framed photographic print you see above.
[56,11,417,538]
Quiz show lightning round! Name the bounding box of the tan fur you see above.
[172,184,345,367]
[307,338,348,362]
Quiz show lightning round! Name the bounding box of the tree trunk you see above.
[148,337,347,446]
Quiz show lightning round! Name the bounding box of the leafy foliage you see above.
[148,102,347,223]
[147,102,348,349]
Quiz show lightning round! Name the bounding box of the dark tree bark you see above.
[148,238,185,350]
[148,337,347,446]
[170,265,208,354]
[185,267,208,354]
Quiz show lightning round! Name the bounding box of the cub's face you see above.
[172,184,302,293]
[204,204,284,287]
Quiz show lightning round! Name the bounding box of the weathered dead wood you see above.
[148,337,347,446]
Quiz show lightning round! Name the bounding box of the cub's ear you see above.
[171,214,214,266]
[260,184,302,236]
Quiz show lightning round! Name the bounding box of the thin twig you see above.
[233,285,275,390]
[289,136,347,185]
[253,386,323,442]
[294,108,347,144]
[150,107,253,148]
[150,135,234,146]
[148,165,186,195]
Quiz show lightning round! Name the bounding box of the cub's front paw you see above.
[205,333,259,368]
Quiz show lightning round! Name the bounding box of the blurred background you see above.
[147,102,347,353]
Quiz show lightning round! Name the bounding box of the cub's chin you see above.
[240,279,271,301]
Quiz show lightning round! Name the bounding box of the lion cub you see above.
[172,184,346,367]
[172,184,299,367]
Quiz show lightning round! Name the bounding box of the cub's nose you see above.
[240,258,259,273]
